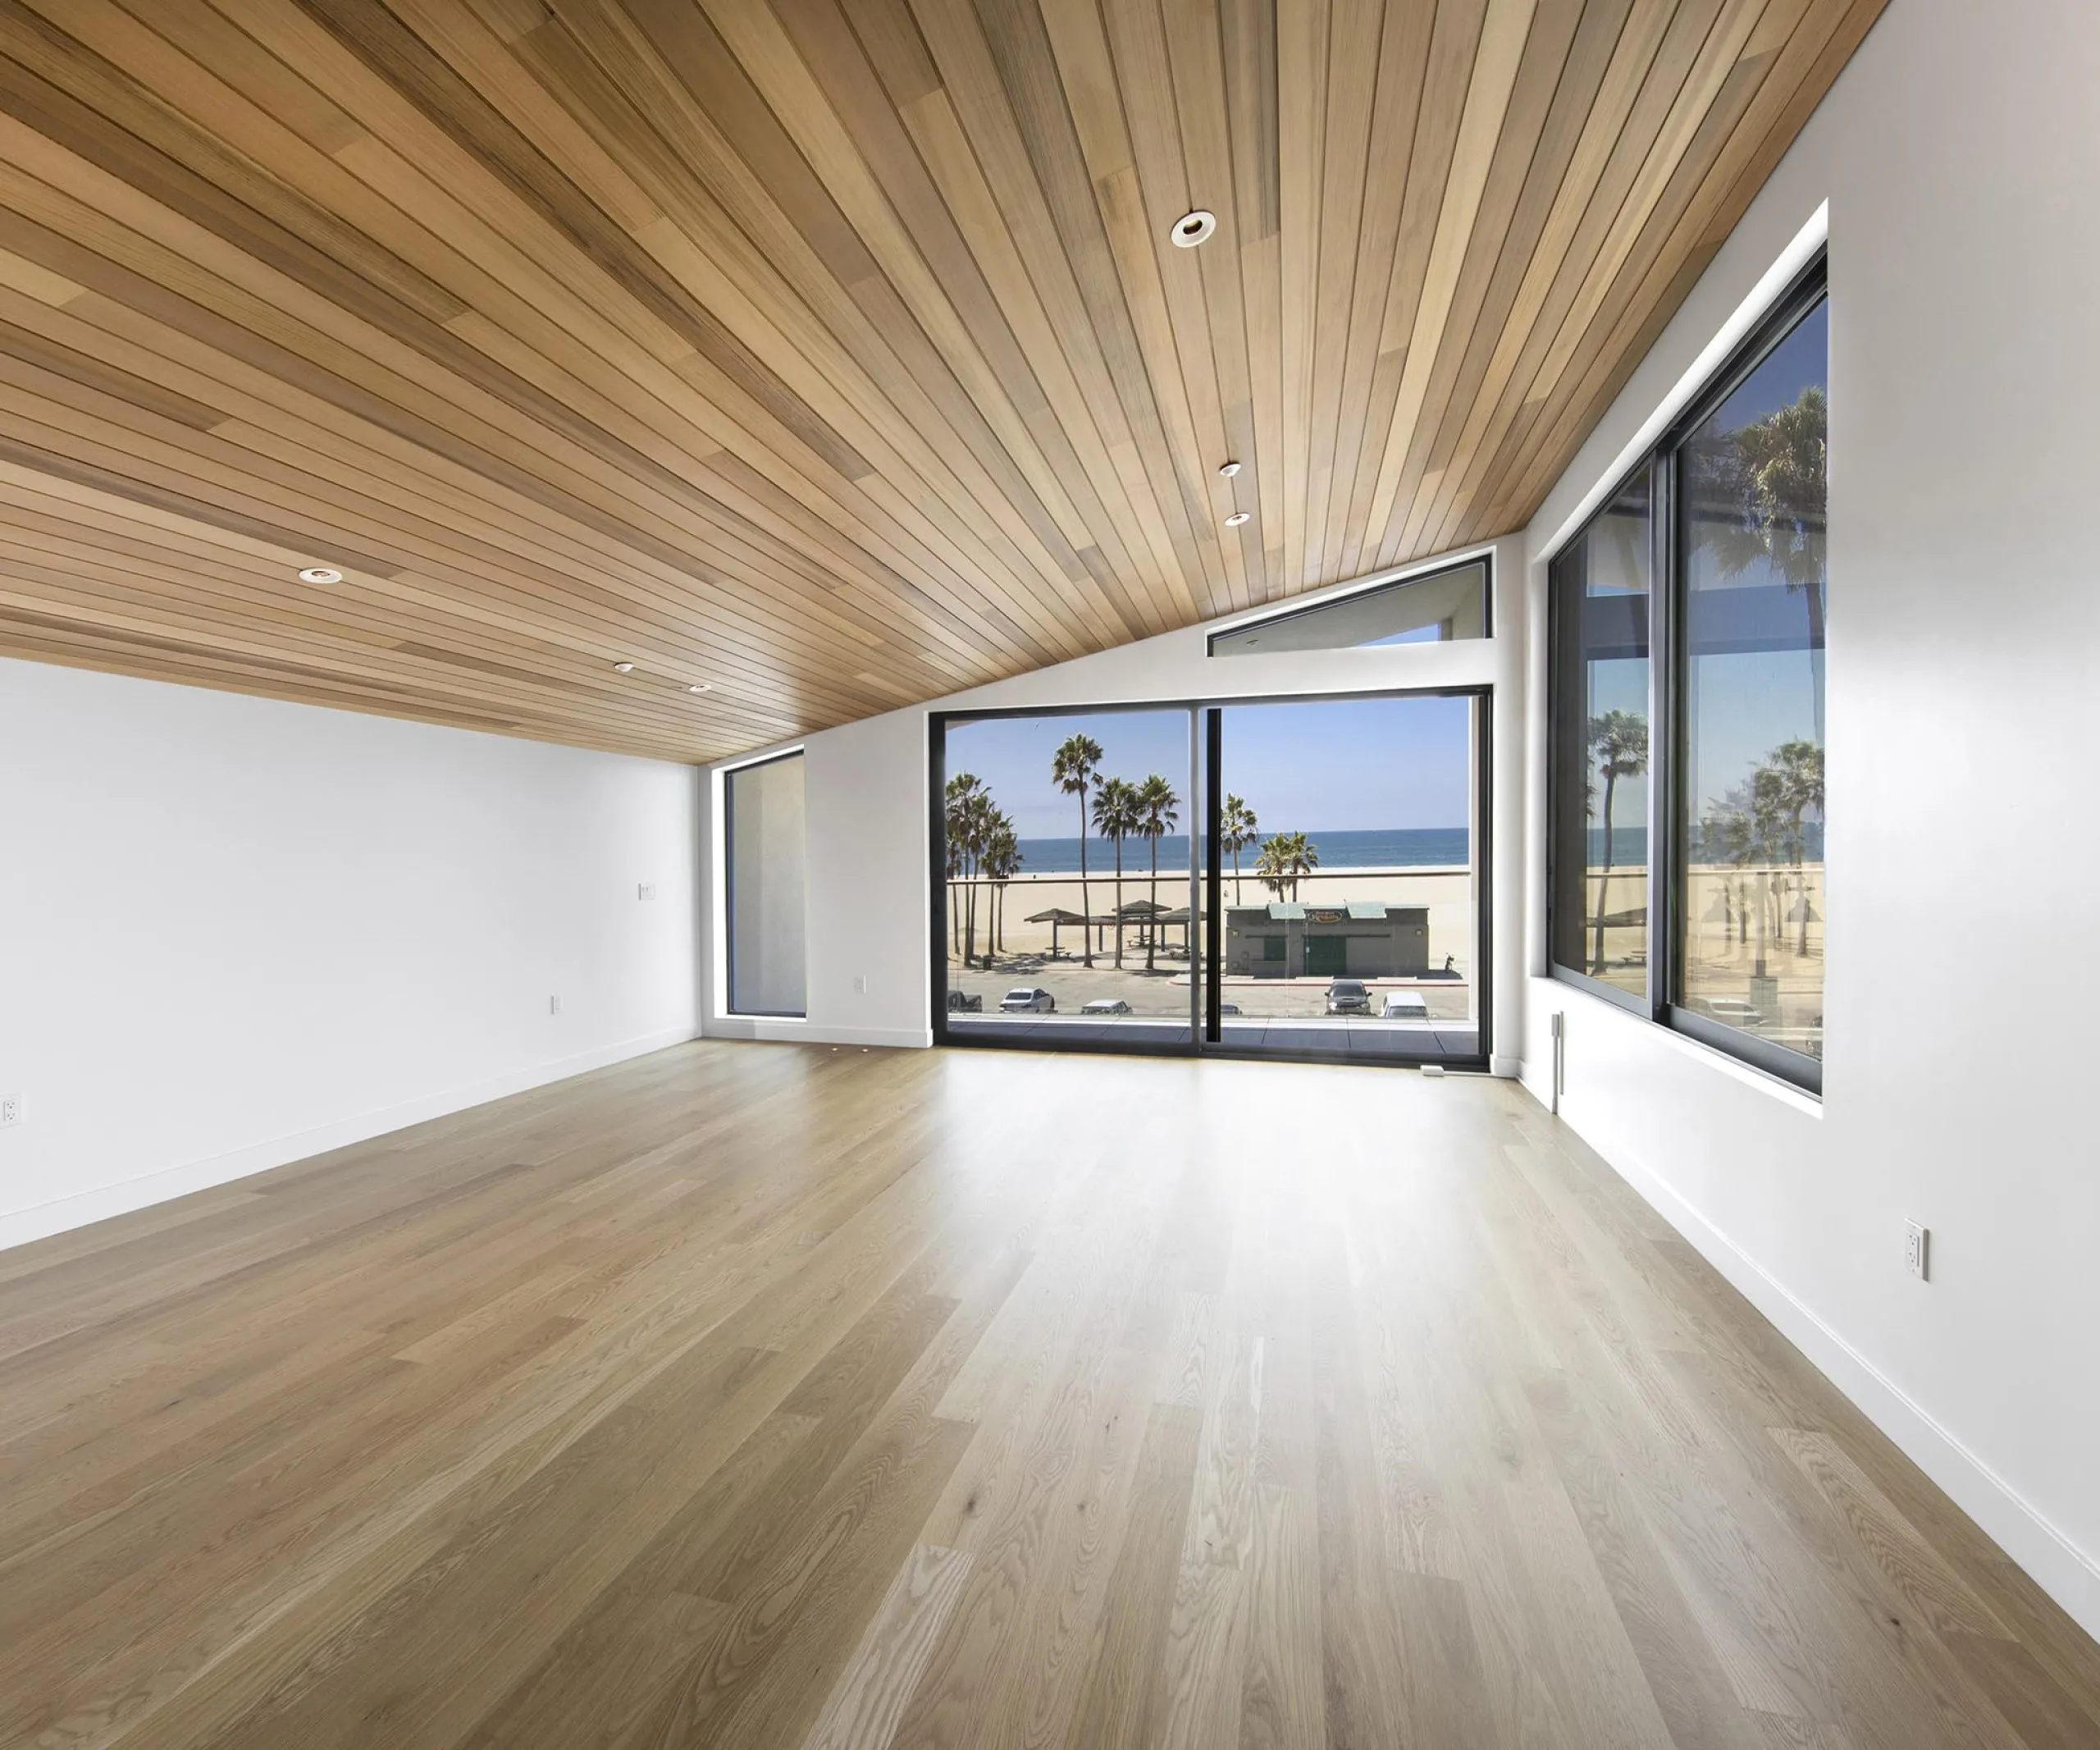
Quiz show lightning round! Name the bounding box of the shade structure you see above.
[1024,905,1089,958]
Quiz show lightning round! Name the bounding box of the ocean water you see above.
[1008,826,1471,874]
[994,823,1821,875]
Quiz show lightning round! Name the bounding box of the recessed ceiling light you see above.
[612,660,636,674]
[1217,459,1242,477]
[297,565,342,584]
[1170,209,1217,249]
[1225,510,1251,527]
[686,683,711,694]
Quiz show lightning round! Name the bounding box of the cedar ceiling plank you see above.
[0,0,1879,760]
[1320,0,1451,579]
[536,5,1101,663]
[1472,0,1879,545]
[1220,0,1283,597]
[1272,0,1326,596]
[1406,0,1725,555]
[1399,0,1632,557]
[1376,0,1585,565]
[1298,0,1387,590]
[962,0,1214,619]
[1363,0,1559,568]
[1102,0,1249,615]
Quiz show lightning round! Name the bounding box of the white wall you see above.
[1520,0,2100,1639]
[704,537,1527,1062]
[0,659,699,1250]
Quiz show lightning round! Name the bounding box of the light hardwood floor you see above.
[2,1041,2096,1750]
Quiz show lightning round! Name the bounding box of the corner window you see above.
[1208,556,1487,654]
[1549,258,1825,1090]
[724,752,806,1017]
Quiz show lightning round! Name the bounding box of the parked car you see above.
[946,989,982,1012]
[1381,990,1430,1020]
[1000,986,1056,1013]
[1694,995,1764,1027]
[1080,998,1130,1016]
[1325,979,1372,1015]
[1218,1002,1242,1017]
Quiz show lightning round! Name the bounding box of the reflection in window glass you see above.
[1550,472,1651,997]
[1678,299,1826,1062]
[1208,558,1486,654]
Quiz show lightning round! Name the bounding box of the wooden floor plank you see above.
[0,1039,2090,1750]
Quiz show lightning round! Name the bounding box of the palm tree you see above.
[1090,777,1140,968]
[943,773,982,966]
[945,778,1002,971]
[1255,834,1291,900]
[983,816,1020,958]
[1697,385,1828,739]
[1586,709,1650,976]
[1052,733,1103,966]
[1763,738,1824,954]
[1135,774,1179,972]
[1255,830,1319,900]
[1220,793,1258,903]
[1747,765,1789,979]
[1700,790,1753,954]
[1702,772,1785,980]
[1282,831,1319,898]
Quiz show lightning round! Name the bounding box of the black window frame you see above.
[1546,253,1827,1094]
[722,747,808,1020]
[929,686,1494,1072]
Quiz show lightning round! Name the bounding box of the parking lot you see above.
[945,957,1473,1024]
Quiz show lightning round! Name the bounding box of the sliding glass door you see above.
[935,706,1196,1049]
[1203,692,1486,1062]
[932,689,1487,1067]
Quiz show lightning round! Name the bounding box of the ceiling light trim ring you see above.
[1170,209,1217,248]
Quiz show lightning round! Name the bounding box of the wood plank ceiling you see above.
[0,0,1884,762]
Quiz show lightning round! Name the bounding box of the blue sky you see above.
[1582,296,1826,820]
[945,695,1473,839]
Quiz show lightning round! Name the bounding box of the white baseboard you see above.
[705,1018,931,1049]
[1522,1079,2100,1644]
[0,1025,700,1255]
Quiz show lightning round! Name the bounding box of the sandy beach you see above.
[942,857,1822,1052]
[943,862,1478,1021]
[946,862,1477,964]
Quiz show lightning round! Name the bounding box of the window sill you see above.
[1537,971,1824,1117]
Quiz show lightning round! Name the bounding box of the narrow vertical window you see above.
[1675,298,1827,1064]
[724,752,806,1017]
[1550,469,1652,999]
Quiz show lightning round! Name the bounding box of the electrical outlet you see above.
[637,882,657,901]
[1905,1220,1929,1281]
[852,974,867,995]
[0,1094,20,1127]
[549,994,562,1017]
